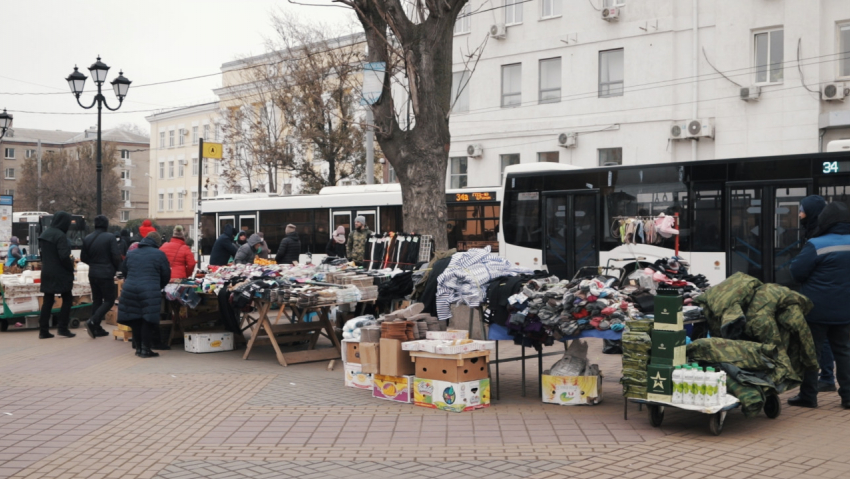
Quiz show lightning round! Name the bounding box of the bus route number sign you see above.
[822,160,850,174]
[448,191,495,202]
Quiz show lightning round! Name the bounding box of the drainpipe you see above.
[692,0,699,162]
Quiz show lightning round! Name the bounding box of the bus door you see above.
[333,211,352,235]
[238,215,256,234]
[542,191,599,280]
[219,215,235,237]
[727,181,810,286]
[356,210,378,232]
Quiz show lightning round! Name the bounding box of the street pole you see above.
[366,108,374,184]
[96,95,103,215]
[197,138,203,267]
[37,140,42,211]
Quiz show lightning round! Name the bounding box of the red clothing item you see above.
[159,237,196,279]
[139,219,156,238]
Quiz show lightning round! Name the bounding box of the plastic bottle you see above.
[682,365,695,405]
[718,369,727,402]
[704,367,717,406]
[672,366,684,404]
[694,366,706,407]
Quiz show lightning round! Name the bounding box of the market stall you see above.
[0,268,92,331]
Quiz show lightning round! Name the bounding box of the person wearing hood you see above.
[235,231,248,246]
[160,225,196,279]
[80,215,122,339]
[346,216,372,264]
[256,232,271,260]
[117,229,132,257]
[119,231,171,358]
[789,201,850,409]
[326,226,346,258]
[234,233,263,264]
[275,224,301,265]
[37,212,76,339]
[5,236,23,273]
[209,224,238,266]
[139,219,156,238]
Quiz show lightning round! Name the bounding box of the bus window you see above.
[447,204,500,252]
[503,191,540,249]
[818,181,850,211]
[239,216,256,235]
[774,186,806,286]
[692,187,723,252]
[313,209,329,254]
[604,182,688,251]
[380,206,402,233]
[333,212,351,236]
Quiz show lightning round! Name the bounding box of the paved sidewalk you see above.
[1,325,849,479]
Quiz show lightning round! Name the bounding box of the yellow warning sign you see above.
[202,142,223,159]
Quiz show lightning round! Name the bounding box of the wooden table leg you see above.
[243,301,270,360]
[320,306,342,353]
[265,316,288,367]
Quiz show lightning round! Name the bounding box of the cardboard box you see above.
[8,296,39,314]
[343,339,361,364]
[651,330,687,366]
[414,355,489,383]
[115,278,124,298]
[646,364,674,402]
[104,305,119,326]
[372,374,414,403]
[654,293,684,331]
[413,378,490,412]
[379,338,415,376]
[425,330,469,340]
[184,332,234,353]
[344,362,373,389]
[542,375,603,406]
[360,342,380,374]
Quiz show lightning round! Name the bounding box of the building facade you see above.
[438,0,850,188]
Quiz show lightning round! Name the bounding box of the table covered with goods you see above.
[0,266,92,332]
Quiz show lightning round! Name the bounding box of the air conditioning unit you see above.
[685,119,714,139]
[179,188,188,195]
[123,200,132,208]
[669,123,687,140]
[602,7,620,21]
[466,144,483,158]
[178,159,188,165]
[557,132,577,148]
[181,129,190,136]
[489,23,507,39]
[822,82,848,101]
[740,86,761,101]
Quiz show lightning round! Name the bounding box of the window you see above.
[4,148,14,159]
[214,160,220,175]
[179,128,186,146]
[598,147,623,166]
[539,57,561,103]
[192,126,199,145]
[215,124,221,141]
[450,157,468,189]
[500,154,520,183]
[160,132,166,149]
[599,49,624,97]
[501,63,522,108]
[4,189,13,196]
[121,149,130,159]
[192,158,199,176]
[168,193,174,210]
[168,161,174,178]
[755,29,783,83]
[178,160,184,177]
[159,161,165,179]
[454,3,471,34]
[505,0,523,25]
[203,160,209,176]
[191,192,197,211]
[840,24,850,77]
[538,151,559,163]
[203,124,210,140]
[541,0,562,18]
[120,211,130,222]
[178,192,184,210]
[25,149,36,159]
[158,194,164,211]
[451,71,471,113]
[121,190,131,201]
[121,169,130,180]
[4,168,14,180]
[388,165,397,184]
[169,130,175,147]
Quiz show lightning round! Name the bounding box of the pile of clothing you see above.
[640,256,710,292]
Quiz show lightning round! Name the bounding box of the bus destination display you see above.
[447,191,495,202]
[822,160,850,174]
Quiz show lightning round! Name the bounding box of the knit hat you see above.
[146,231,162,247]
[354,215,366,226]
[333,226,346,244]
[172,225,185,239]
[285,224,296,234]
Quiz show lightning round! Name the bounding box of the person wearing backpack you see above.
[81,215,123,339]
[159,225,196,280]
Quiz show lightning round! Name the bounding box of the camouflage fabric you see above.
[345,227,372,262]
[693,272,763,339]
[620,368,647,387]
[625,319,653,333]
[687,338,778,372]
[726,374,766,418]
[621,332,651,397]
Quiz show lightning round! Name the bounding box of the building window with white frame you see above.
[599,48,624,97]
[451,71,471,113]
[203,160,209,176]
[160,131,166,149]
[215,124,221,141]
[203,124,210,140]
[454,3,471,34]
[501,63,522,107]
[541,0,561,19]
[4,168,14,180]
[168,160,174,178]
[192,158,199,176]
[598,147,622,166]
[178,192,184,210]
[500,154,520,183]
[4,148,14,159]
[192,126,199,145]
[839,24,850,77]
[179,128,187,146]
[538,151,559,163]
[191,192,197,211]
[539,57,561,103]
[121,149,130,159]
[158,194,164,211]
[505,0,523,25]
[169,130,175,147]
[754,29,783,83]
[121,190,130,201]
[168,193,174,210]
[121,169,130,180]
[4,189,14,196]
[450,157,468,189]
[120,211,130,222]
[158,161,165,179]
[214,160,220,175]
[25,149,36,159]
[178,160,184,177]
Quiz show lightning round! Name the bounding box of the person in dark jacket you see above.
[37,212,76,339]
[80,215,122,339]
[209,224,238,266]
[118,232,171,358]
[275,224,301,265]
[235,231,248,246]
[325,226,346,258]
[789,202,850,409]
[234,233,263,264]
[118,229,132,257]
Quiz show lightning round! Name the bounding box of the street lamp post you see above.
[0,109,12,139]
[65,57,131,216]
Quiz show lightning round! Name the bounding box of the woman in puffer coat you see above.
[118,231,171,358]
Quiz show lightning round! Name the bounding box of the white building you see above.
[445,0,850,189]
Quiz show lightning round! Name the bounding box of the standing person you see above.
[118,232,171,358]
[275,224,301,265]
[257,232,271,260]
[799,195,835,392]
[234,233,263,264]
[80,215,122,339]
[209,224,238,266]
[37,212,76,339]
[346,216,372,265]
[159,225,196,279]
[118,229,132,257]
[789,202,850,409]
[139,219,156,238]
[5,236,23,273]
[326,226,346,258]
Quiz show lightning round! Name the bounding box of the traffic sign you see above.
[203,142,223,159]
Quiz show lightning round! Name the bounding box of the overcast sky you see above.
[0,0,353,135]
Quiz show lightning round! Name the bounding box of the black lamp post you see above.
[65,56,131,215]
[0,109,12,139]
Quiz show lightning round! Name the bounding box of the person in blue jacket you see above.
[789,201,850,409]
[208,224,238,266]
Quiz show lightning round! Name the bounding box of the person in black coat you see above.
[117,229,132,257]
[275,224,301,265]
[209,224,238,266]
[38,212,76,339]
[118,232,171,358]
[81,215,123,339]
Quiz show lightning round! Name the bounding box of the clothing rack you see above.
[612,213,679,256]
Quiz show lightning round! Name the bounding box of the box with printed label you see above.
[372,375,414,403]
[651,330,687,366]
[184,332,234,353]
[646,364,674,402]
[541,375,603,406]
[342,339,361,364]
[413,378,490,412]
[653,293,684,331]
[344,362,373,389]
[412,351,490,383]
